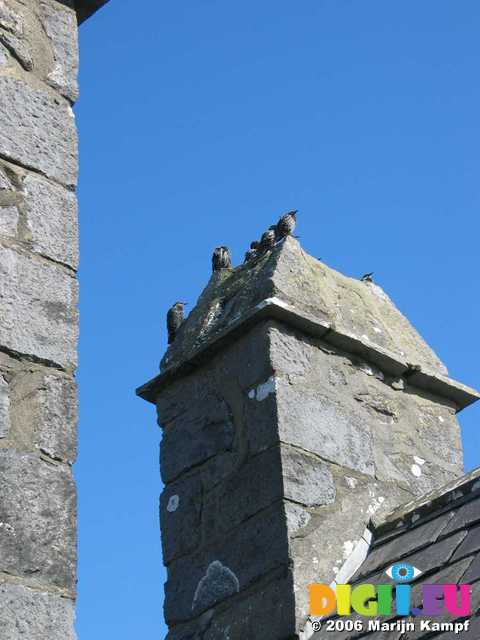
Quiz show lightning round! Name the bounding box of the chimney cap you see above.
[75,0,109,24]
[137,237,479,411]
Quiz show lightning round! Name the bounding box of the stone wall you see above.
[0,1,79,637]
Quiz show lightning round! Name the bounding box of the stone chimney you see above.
[138,237,479,639]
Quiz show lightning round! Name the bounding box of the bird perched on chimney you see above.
[244,240,261,263]
[269,224,280,240]
[361,272,374,283]
[260,229,276,252]
[167,301,188,344]
[212,246,232,272]
[276,210,298,239]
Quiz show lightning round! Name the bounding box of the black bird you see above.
[212,246,232,272]
[269,224,280,240]
[277,210,298,239]
[244,248,257,262]
[167,301,188,344]
[361,272,374,283]
[250,240,260,250]
[260,229,276,251]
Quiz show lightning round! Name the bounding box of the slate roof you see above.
[314,467,480,639]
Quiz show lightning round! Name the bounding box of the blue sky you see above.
[75,1,480,637]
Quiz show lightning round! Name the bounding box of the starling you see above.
[260,229,276,251]
[212,246,232,272]
[276,210,298,239]
[167,301,188,345]
[244,248,257,262]
[269,224,280,240]
[361,272,374,283]
[250,240,260,250]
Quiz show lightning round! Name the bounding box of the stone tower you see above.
[0,1,107,637]
[138,237,479,639]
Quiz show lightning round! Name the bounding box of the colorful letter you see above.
[444,584,471,617]
[336,585,352,615]
[420,584,444,616]
[377,584,393,616]
[396,584,411,616]
[351,585,378,616]
[309,584,336,616]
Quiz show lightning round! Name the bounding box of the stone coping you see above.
[74,0,109,24]
[137,296,480,411]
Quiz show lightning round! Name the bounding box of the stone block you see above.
[160,396,234,483]
[0,0,23,33]
[166,570,296,640]
[23,173,78,269]
[243,389,279,455]
[0,163,13,189]
[40,1,78,102]
[202,446,284,541]
[10,370,77,463]
[282,445,336,507]
[0,244,78,369]
[202,445,335,543]
[164,502,289,624]
[277,379,375,476]
[0,76,77,186]
[0,584,76,640]
[0,204,17,237]
[288,474,412,625]
[160,474,203,564]
[204,571,296,640]
[0,42,7,65]
[0,450,76,592]
[0,374,10,438]
[0,30,33,70]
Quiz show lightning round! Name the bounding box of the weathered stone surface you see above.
[0,0,21,31]
[40,2,78,102]
[0,164,13,190]
[160,403,234,484]
[0,205,17,237]
[0,375,10,438]
[164,502,289,624]
[0,42,8,65]
[23,173,78,268]
[282,446,336,507]
[0,76,77,186]
[201,446,283,542]
[160,474,203,564]
[10,370,77,463]
[288,472,412,626]
[167,570,296,640]
[0,584,76,639]
[0,244,78,369]
[0,450,76,592]
[160,237,448,377]
[0,166,18,237]
[0,30,33,70]
[277,378,375,476]
[271,325,463,491]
